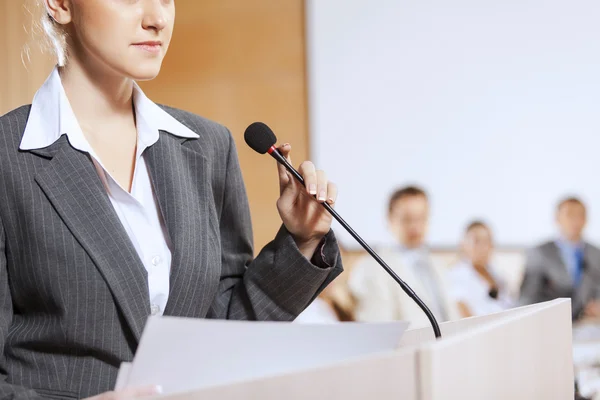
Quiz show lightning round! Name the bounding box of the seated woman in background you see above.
[448,221,513,318]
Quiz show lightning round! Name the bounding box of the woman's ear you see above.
[44,0,72,25]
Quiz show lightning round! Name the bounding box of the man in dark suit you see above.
[519,197,600,319]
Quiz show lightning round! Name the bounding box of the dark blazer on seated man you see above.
[519,240,600,318]
[519,197,600,319]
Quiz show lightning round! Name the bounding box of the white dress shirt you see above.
[401,247,449,321]
[447,260,514,317]
[348,246,461,326]
[20,66,199,316]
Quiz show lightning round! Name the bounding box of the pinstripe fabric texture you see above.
[0,105,342,399]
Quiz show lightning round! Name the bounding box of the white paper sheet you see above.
[114,362,132,391]
[117,317,409,395]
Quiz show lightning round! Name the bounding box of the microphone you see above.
[244,122,442,339]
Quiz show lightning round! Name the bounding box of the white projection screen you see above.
[305,0,600,249]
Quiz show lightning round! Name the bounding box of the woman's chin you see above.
[125,62,163,82]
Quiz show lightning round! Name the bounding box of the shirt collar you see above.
[131,79,198,148]
[397,244,428,255]
[20,66,198,151]
[556,237,584,251]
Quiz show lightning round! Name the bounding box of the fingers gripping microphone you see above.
[244,122,317,195]
[244,122,442,339]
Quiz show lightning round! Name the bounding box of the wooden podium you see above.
[154,299,573,400]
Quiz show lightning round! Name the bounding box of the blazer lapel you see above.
[144,132,213,317]
[575,243,597,309]
[33,136,150,342]
[547,242,590,313]
[545,242,573,287]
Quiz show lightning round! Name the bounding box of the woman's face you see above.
[463,225,493,266]
[49,0,175,80]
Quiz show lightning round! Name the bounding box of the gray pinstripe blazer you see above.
[0,105,342,399]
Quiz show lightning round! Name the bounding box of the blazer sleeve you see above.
[0,217,43,399]
[206,131,343,320]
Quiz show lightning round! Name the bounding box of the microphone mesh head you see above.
[244,122,277,154]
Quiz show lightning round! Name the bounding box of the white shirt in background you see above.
[20,66,199,316]
[348,246,461,326]
[447,260,514,317]
[401,247,449,321]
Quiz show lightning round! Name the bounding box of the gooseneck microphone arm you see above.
[267,146,442,339]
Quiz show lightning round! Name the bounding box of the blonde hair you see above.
[25,0,67,66]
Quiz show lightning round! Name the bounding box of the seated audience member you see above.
[447,221,513,318]
[348,186,460,327]
[519,197,600,320]
[295,283,354,323]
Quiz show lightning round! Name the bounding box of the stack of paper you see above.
[115,317,408,395]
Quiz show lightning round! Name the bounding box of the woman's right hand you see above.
[84,385,162,400]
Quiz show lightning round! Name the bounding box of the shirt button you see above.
[150,304,161,316]
[151,256,162,266]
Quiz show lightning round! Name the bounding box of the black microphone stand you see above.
[269,148,442,339]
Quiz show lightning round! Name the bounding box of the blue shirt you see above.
[555,239,585,286]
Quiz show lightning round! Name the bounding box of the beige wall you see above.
[0,0,308,254]
[140,1,310,253]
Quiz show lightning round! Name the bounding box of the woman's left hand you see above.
[276,144,337,259]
